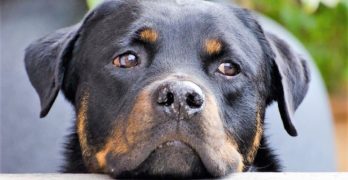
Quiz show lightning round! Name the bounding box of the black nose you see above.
[156,81,205,119]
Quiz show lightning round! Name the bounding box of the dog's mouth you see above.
[104,120,243,178]
[116,140,209,178]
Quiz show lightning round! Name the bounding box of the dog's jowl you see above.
[24,0,310,178]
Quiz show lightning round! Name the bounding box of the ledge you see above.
[0,173,347,180]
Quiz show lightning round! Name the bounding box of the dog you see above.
[24,0,310,178]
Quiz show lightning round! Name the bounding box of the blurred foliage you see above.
[86,0,103,9]
[86,0,347,92]
[236,0,348,92]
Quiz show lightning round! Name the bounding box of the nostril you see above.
[157,92,174,106]
[186,93,204,109]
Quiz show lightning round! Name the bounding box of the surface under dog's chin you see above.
[113,140,210,179]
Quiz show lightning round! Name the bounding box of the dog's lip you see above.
[108,138,222,177]
[106,122,239,177]
[108,139,208,178]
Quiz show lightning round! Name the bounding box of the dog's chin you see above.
[116,140,210,179]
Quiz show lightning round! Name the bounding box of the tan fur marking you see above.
[77,92,90,158]
[125,91,153,144]
[203,94,244,172]
[221,136,245,172]
[95,141,111,170]
[205,39,222,55]
[96,127,130,169]
[246,108,263,163]
[139,28,158,43]
[95,90,152,170]
[202,97,220,129]
[111,128,130,154]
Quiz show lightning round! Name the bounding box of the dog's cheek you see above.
[201,94,245,173]
[245,106,264,164]
[124,89,156,144]
[222,93,265,169]
[76,89,118,173]
[76,90,100,171]
[95,126,130,172]
[93,88,156,172]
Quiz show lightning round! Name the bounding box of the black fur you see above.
[251,136,282,172]
[62,129,88,173]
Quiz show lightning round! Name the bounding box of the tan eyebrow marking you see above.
[204,39,223,55]
[139,28,158,43]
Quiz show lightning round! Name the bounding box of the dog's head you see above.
[25,0,310,178]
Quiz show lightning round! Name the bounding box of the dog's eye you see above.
[217,62,240,76]
[113,53,139,68]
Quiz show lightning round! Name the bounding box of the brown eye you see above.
[217,62,240,76]
[113,53,139,68]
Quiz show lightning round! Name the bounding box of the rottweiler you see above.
[24,0,310,178]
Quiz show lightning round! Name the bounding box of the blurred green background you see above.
[87,0,348,93]
[237,0,348,93]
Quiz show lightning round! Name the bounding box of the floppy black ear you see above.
[266,33,310,136]
[232,8,310,136]
[24,3,103,118]
[25,24,81,118]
